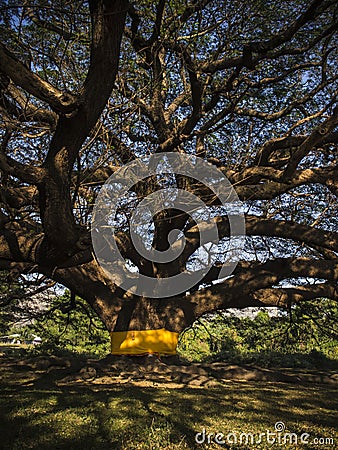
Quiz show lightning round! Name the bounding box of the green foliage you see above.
[0,271,23,335]
[178,300,338,368]
[17,292,338,367]
[26,291,110,358]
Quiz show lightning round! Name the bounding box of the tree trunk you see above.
[47,255,338,356]
[50,260,193,356]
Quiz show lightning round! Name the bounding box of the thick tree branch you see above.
[255,132,338,166]
[251,284,338,307]
[148,0,165,44]
[0,43,78,113]
[243,0,327,56]
[38,0,127,261]
[200,17,337,74]
[186,165,336,203]
[0,152,45,185]
[187,257,338,318]
[23,3,73,40]
[180,214,338,268]
[0,186,38,209]
[234,167,337,201]
[235,81,338,123]
[284,106,338,177]
[0,219,43,263]
[1,83,57,128]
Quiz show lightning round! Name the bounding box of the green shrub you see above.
[177,300,338,369]
[24,291,110,358]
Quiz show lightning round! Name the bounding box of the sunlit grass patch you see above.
[0,363,337,449]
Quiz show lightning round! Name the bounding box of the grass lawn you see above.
[0,357,337,449]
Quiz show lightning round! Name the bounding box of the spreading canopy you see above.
[0,0,337,333]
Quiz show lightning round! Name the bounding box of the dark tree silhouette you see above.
[0,0,337,354]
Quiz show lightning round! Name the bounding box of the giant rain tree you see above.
[0,0,337,355]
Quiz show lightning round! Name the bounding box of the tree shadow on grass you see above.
[1,375,337,450]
